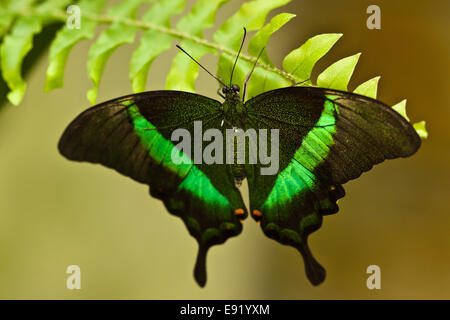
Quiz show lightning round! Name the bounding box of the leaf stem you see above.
[48,8,298,83]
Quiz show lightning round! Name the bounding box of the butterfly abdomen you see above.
[230,129,249,187]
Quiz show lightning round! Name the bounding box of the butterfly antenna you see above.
[229,27,247,87]
[243,46,264,100]
[176,45,227,88]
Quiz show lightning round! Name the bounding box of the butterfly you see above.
[58,35,421,287]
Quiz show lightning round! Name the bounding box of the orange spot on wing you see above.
[234,208,245,216]
[330,185,336,191]
[252,209,263,217]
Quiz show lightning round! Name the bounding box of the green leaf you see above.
[0,17,42,105]
[282,33,342,83]
[244,12,296,98]
[0,0,69,105]
[35,0,72,18]
[317,52,361,90]
[413,121,428,139]
[217,54,252,93]
[353,76,380,99]
[245,66,290,100]
[0,1,19,38]
[0,13,14,38]
[392,99,409,121]
[45,0,107,92]
[130,0,184,93]
[215,0,291,90]
[392,100,428,139]
[166,0,228,91]
[166,44,212,92]
[214,0,291,50]
[87,0,147,104]
[0,0,70,104]
[248,12,295,65]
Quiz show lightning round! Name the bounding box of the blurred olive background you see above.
[0,0,449,299]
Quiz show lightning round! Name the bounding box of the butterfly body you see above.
[59,85,420,287]
[221,86,246,126]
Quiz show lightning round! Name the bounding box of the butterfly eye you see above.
[231,84,240,92]
[222,87,228,94]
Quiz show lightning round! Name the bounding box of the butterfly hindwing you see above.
[244,86,420,285]
[59,91,247,286]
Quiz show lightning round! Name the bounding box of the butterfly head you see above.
[221,84,245,120]
[222,84,240,97]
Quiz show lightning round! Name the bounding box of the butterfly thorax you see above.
[222,90,246,128]
[221,89,247,186]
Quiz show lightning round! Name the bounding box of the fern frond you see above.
[392,99,409,121]
[413,121,428,139]
[215,0,291,91]
[45,0,107,92]
[247,13,296,66]
[87,0,147,104]
[166,0,228,91]
[317,53,361,90]
[0,0,19,38]
[282,33,343,85]
[1,0,70,105]
[0,0,427,138]
[130,0,184,93]
[353,76,380,99]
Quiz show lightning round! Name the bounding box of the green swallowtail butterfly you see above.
[58,40,421,287]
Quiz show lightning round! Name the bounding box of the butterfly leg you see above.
[217,88,225,99]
